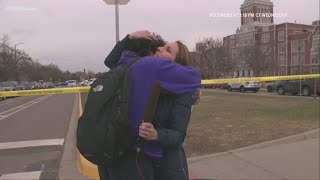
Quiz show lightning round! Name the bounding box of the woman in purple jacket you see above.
[99,30,200,180]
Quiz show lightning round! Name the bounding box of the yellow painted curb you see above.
[77,93,100,179]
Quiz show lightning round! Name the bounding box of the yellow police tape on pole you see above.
[0,74,319,98]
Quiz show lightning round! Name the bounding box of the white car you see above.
[88,78,97,86]
[79,80,89,86]
[67,80,77,87]
[227,78,260,93]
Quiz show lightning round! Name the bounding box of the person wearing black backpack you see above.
[99,30,201,180]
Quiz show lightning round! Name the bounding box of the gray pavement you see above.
[188,131,319,180]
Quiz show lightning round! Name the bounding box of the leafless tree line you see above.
[192,37,277,79]
[0,35,100,83]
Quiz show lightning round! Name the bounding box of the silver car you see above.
[227,78,260,93]
[0,81,19,91]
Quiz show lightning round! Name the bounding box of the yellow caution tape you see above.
[201,74,320,84]
[0,87,90,98]
[1,74,319,97]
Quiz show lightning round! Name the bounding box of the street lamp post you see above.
[14,42,23,81]
[103,0,130,43]
[242,61,245,77]
[298,44,301,96]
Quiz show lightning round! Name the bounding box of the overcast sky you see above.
[0,0,319,72]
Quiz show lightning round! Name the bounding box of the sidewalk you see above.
[188,130,319,180]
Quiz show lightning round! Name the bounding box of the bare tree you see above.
[195,38,233,78]
[239,45,274,77]
[0,34,105,83]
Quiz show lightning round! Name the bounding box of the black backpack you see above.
[76,57,141,165]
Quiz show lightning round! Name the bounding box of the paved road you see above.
[0,94,76,179]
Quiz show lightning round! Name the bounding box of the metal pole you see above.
[115,1,119,42]
[299,45,301,96]
[14,45,17,64]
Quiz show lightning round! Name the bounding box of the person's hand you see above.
[195,90,202,105]
[128,30,156,41]
[139,122,158,140]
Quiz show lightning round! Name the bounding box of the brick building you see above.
[223,0,319,77]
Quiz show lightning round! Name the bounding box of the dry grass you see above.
[81,92,319,158]
[184,90,319,158]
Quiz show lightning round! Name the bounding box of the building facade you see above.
[223,0,320,77]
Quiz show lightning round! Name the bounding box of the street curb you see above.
[76,93,100,180]
[188,128,319,164]
[58,93,88,179]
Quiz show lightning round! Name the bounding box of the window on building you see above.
[311,67,319,74]
[278,30,285,41]
[230,40,235,48]
[291,54,304,65]
[262,33,270,43]
[279,67,286,76]
[291,41,305,52]
[278,54,285,65]
[311,54,319,64]
[278,43,285,65]
[231,49,235,58]
[291,68,299,75]
[278,43,285,53]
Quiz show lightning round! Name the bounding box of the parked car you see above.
[227,78,260,93]
[201,84,213,89]
[28,82,39,89]
[88,78,97,86]
[0,86,5,101]
[44,82,55,89]
[266,81,281,92]
[212,83,228,89]
[276,79,320,96]
[79,80,89,86]
[67,80,77,87]
[0,81,19,91]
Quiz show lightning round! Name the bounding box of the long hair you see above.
[175,41,191,66]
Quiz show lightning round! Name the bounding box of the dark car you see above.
[277,79,320,96]
[266,81,281,92]
[212,83,228,89]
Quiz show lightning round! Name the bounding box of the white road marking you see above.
[0,97,27,107]
[0,96,47,114]
[0,171,41,179]
[0,139,65,150]
[0,95,51,121]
